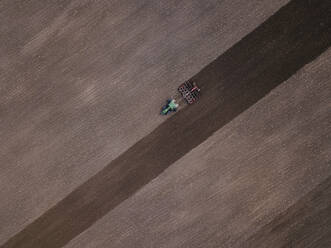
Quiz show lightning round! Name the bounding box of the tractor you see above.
[161,80,200,115]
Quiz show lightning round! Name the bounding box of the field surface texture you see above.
[0,0,330,247]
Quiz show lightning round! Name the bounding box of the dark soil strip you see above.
[2,0,330,247]
[244,175,331,248]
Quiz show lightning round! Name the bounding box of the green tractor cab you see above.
[161,99,178,115]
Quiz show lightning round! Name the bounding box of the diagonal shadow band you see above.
[2,0,330,247]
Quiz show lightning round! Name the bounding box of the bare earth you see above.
[0,0,289,245]
[0,0,330,247]
[65,49,331,248]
